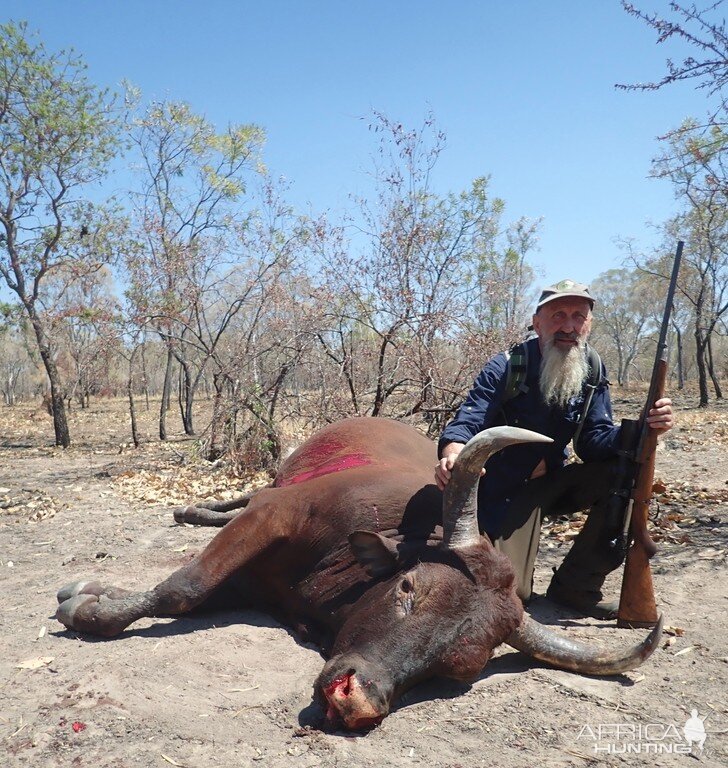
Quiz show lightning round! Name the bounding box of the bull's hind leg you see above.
[56,492,287,637]
[172,491,262,527]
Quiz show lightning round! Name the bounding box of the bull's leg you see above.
[172,491,260,527]
[56,493,286,637]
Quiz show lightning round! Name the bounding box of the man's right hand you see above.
[435,442,484,491]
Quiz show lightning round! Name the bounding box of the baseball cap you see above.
[536,279,595,310]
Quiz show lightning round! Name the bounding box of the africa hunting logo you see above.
[576,709,708,755]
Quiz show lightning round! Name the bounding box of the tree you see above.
[0,22,119,445]
[0,300,34,404]
[619,2,728,190]
[47,266,120,407]
[620,3,728,403]
[310,112,537,431]
[653,128,728,405]
[590,268,653,386]
[197,179,312,465]
[124,96,264,438]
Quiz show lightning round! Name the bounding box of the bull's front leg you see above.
[56,493,287,637]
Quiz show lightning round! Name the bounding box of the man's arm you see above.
[435,352,509,490]
[576,384,674,462]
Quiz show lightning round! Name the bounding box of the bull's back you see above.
[274,417,436,490]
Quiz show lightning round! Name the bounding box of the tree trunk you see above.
[694,327,709,407]
[159,347,174,440]
[141,339,150,410]
[372,331,394,417]
[706,333,723,399]
[205,372,227,461]
[45,356,71,447]
[672,322,684,390]
[178,360,195,435]
[128,349,140,448]
[29,312,71,447]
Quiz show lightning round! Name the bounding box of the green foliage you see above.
[0,21,118,205]
[0,20,120,294]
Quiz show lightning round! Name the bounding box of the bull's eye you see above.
[396,577,415,615]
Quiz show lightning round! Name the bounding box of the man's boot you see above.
[546,497,624,620]
[546,569,618,620]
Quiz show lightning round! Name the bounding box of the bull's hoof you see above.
[57,580,103,603]
[56,580,131,603]
[56,593,101,633]
[172,505,193,524]
[56,593,127,637]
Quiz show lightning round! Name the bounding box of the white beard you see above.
[539,338,589,409]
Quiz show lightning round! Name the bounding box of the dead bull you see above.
[56,418,662,730]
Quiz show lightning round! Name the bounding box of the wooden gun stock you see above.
[616,360,665,628]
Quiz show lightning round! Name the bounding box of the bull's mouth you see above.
[320,671,387,731]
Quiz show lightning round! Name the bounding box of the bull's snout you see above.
[316,656,392,731]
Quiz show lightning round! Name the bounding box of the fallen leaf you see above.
[72,721,86,733]
[674,646,695,656]
[161,755,185,767]
[16,656,54,670]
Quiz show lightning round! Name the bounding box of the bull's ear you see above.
[348,531,399,577]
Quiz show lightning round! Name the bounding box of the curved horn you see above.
[505,614,664,675]
[442,427,553,548]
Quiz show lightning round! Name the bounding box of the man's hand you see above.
[646,397,674,434]
[435,442,483,491]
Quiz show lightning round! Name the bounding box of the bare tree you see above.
[199,181,312,465]
[125,95,264,438]
[310,113,537,431]
[0,301,34,404]
[590,268,653,386]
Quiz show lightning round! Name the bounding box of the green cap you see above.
[536,279,594,310]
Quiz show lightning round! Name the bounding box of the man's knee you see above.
[540,459,618,517]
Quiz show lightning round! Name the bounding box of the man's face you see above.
[532,297,593,350]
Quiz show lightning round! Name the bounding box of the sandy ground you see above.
[0,394,726,767]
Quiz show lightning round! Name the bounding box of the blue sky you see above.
[3,1,712,289]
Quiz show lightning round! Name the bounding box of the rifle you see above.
[615,240,683,628]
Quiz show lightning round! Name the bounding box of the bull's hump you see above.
[275,421,375,488]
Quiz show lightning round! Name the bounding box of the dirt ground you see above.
[0,393,726,767]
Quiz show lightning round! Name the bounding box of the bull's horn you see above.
[442,427,552,549]
[505,614,664,675]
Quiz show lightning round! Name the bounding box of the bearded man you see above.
[435,280,674,619]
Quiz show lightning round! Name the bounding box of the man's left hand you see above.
[646,397,674,433]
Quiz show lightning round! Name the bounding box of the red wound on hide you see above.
[276,454,370,487]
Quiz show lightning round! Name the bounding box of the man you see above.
[435,279,673,619]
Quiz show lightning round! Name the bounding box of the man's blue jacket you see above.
[439,337,620,537]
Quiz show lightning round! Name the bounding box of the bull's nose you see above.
[322,671,387,730]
